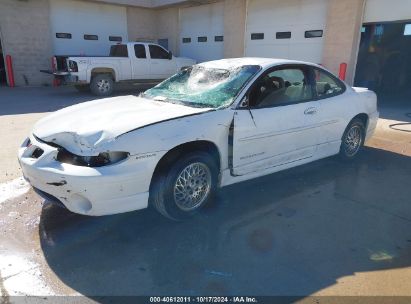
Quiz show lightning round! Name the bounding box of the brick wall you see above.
[0,0,53,86]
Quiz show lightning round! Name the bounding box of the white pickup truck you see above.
[52,42,196,96]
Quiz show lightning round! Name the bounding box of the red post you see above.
[5,55,15,87]
[339,62,347,81]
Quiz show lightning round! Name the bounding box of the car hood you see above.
[33,95,211,155]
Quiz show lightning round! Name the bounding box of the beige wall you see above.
[127,6,180,54]
[223,0,246,58]
[156,7,180,54]
[322,0,366,84]
[0,0,53,86]
[126,6,157,42]
[142,0,247,58]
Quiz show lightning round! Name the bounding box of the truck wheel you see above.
[150,152,218,221]
[74,84,90,93]
[90,74,113,96]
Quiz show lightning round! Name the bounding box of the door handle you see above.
[304,107,317,115]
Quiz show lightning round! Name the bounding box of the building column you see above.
[322,0,366,85]
[223,0,247,58]
[0,0,53,86]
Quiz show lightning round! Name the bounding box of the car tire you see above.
[151,152,218,221]
[90,74,114,96]
[339,118,366,161]
[74,84,90,93]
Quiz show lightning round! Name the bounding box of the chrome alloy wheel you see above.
[173,162,212,211]
[344,125,362,157]
[97,79,110,93]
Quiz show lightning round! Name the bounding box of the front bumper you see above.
[18,136,153,216]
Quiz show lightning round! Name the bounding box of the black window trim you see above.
[310,66,347,100]
[84,34,98,41]
[251,33,265,40]
[198,36,207,42]
[182,37,191,43]
[276,31,292,39]
[56,33,72,39]
[305,30,323,38]
[109,35,122,42]
[214,35,224,42]
[238,64,317,110]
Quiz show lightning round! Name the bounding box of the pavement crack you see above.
[335,192,411,223]
[1,266,39,281]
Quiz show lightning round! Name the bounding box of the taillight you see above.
[68,60,78,72]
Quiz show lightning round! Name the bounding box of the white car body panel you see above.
[20,58,378,216]
[32,96,212,156]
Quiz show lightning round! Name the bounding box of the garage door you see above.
[179,2,224,62]
[50,0,128,56]
[245,0,327,64]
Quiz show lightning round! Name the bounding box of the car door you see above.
[148,44,176,79]
[131,44,150,79]
[311,67,349,148]
[232,65,321,176]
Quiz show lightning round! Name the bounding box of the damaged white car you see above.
[18,58,378,220]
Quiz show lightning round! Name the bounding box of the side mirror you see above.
[168,51,173,60]
[239,96,249,108]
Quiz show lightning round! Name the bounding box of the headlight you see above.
[57,150,128,167]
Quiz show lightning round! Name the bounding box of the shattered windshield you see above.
[142,65,261,108]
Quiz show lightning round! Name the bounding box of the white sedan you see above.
[18,58,378,220]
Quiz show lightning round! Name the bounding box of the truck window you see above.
[149,45,169,59]
[110,45,128,57]
[134,44,146,59]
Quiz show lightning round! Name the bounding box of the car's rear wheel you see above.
[90,74,113,96]
[151,152,218,221]
[339,118,365,160]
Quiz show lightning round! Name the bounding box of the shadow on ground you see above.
[39,147,411,297]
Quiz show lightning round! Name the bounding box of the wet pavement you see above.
[1,87,411,298]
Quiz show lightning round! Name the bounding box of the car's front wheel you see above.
[151,152,218,221]
[339,118,366,160]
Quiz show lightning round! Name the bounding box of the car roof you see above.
[197,57,321,70]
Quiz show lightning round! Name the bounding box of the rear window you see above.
[110,45,128,57]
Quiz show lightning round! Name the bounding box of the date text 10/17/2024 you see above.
[149,297,258,303]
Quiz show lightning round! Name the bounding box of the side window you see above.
[149,45,169,59]
[134,44,147,59]
[109,44,128,57]
[249,67,313,108]
[313,68,345,98]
